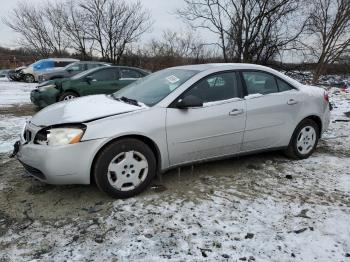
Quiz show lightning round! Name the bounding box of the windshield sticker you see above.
[166,75,180,84]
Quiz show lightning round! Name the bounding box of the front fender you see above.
[82,107,170,169]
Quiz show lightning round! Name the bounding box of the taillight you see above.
[324,91,329,103]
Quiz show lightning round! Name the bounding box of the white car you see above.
[21,58,79,83]
[14,63,331,198]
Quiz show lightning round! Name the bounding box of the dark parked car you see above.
[37,61,110,83]
[31,66,149,108]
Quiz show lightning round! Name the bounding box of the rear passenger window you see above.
[242,71,278,95]
[184,72,240,103]
[55,61,75,67]
[277,79,294,92]
[120,69,143,79]
[87,63,102,70]
[90,68,119,81]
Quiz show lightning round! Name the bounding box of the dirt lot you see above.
[0,79,349,261]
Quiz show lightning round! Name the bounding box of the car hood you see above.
[30,95,146,126]
[37,78,68,87]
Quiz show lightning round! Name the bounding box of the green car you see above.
[30,66,149,108]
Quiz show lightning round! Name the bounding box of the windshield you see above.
[64,62,78,70]
[29,60,45,68]
[113,68,199,106]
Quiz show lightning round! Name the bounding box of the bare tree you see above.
[148,29,208,58]
[80,0,152,64]
[62,0,94,59]
[178,0,306,64]
[142,28,216,70]
[304,0,350,83]
[44,1,70,55]
[4,1,69,57]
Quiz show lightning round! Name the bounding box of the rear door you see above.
[80,67,121,96]
[240,70,303,151]
[166,71,247,166]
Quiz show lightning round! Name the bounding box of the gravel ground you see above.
[0,79,349,261]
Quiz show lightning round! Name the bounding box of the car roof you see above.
[76,61,110,64]
[169,63,303,88]
[46,58,80,62]
[170,63,278,72]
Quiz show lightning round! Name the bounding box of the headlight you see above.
[35,126,85,146]
[38,84,56,92]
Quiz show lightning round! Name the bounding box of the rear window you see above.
[54,61,74,67]
[120,68,143,79]
[277,78,294,92]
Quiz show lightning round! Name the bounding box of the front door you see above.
[80,68,121,96]
[166,71,247,166]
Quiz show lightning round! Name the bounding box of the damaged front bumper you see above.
[12,122,106,185]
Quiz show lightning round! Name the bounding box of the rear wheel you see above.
[285,119,319,159]
[93,139,156,198]
[58,92,79,101]
[24,74,35,83]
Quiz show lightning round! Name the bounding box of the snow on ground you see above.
[0,115,27,154]
[0,78,36,107]
[2,151,350,261]
[322,87,350,154]
[0,80,349,261]
[0,78,35,153]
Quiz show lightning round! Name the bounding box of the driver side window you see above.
[90,68,119,81]
[183,72,240,103]
[68,64,83,71]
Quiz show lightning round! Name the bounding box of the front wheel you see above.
[284,119,319,159]
[24,74,35,83]
[93,139,156,198]
[58,92,79,101]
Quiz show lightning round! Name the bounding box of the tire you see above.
[284,119,320,159]
[93,139,156,198]
[24,74,35,83]
[58,91,79,101]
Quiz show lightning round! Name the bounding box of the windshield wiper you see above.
[112,94,141,107]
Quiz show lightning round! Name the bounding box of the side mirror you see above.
[85,75,93,84]
[175,95,203,109]
[66,68,73,73]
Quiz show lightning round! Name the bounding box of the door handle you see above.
[287,99,298,105]
[229,109,244,116]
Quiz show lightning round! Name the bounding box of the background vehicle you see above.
[0,69,10,78]
[37,61,111,83]
[17,64,330,198]
[21,58,79,83]
[7,66,27,81]
[31,66,149,108]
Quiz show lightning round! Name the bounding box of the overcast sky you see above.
[0,0,205,48]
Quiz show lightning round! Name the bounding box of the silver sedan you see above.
[14,64,331,198]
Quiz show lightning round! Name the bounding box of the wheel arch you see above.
[303,115,322,137]
[290,115,323,145]
[90,134,162,184]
